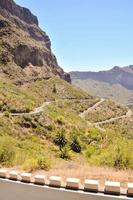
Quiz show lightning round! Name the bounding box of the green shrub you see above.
[37,156,51,170]
[22,156,51,172]
[8,106,16,113]
[35,125,47,136]
[70,136,82,153]
[87,128,102,145]
[56,115,65,125]
[22,158,38,172]
[85,145,99,158]
[14,150,28,165]
[4,111,10,118]
[0,136,16,166]
[60,147,72,160]
[52,84,57,93]
[95,139,133,169]
[54,129,67,151]
[2,104,8,112]
[44,124,54,131]
[23,115,32,122]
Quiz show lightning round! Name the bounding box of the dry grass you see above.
[5,158,133,191]
[31,159,133,189]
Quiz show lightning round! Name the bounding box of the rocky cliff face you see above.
[0,0,38,25]
[0,0,70,83]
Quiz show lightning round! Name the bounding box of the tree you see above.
[54,129,67,151]
[52,84,57,93]
[70,136,81,153]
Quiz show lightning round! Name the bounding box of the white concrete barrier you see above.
[0,178,132,200]
[0,168,132,199]
[105,181,120,195]
[0,169,7,178]
[84,179,99,192]
[21,173,32,183]
[34,175,46,185]
[49,176,62,187]
[66,178,80,189]
[128,183,133,197]
[9,171,19,180]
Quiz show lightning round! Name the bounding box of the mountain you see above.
[0,0,133,175]
[70,66,133,105]
[0,0,70,83]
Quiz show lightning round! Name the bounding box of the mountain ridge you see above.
[0,0,38,25]
[70,65,133,90]
[70,65,133,105]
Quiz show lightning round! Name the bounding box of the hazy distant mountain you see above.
[70,66,133,105]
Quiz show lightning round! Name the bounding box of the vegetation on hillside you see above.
[85,100,128,123]
[0,76,133,172]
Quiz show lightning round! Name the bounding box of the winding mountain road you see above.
[0,101,51,117]
[94,109,132,126]
[79,98,132,130]
[11,101,51,116]
[0,98,132,128]
[79,98,105,118]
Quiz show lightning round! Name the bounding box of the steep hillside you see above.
[0,0,70,82]
[0,74,133,172]
[70,66,133,105]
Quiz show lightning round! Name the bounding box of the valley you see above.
[0,0,133,185]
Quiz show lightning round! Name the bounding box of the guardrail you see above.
[0,169,133,200]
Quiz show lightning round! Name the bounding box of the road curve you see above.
[79,98,132,131]
[11,102,51,116]
[79,98,105,118]
[94,109,132,126]
[0,102,52,117]
[0,98,132,125]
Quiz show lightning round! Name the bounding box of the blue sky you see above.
[16,0,133,72]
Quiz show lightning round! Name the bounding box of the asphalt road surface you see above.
[0,179,131,200]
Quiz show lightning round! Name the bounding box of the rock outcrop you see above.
[0,0,38,25]
[0,0,71,82]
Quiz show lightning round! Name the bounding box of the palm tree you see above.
[52,84,57,93]
[54,129,67,152]
[70,136,81,153]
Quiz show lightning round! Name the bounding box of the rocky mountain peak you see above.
[111,66,121,72]
[0,0,71,83]
[0,0,38,25]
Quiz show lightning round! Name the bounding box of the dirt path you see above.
[1,97,132,123]
[0,98,105,117]
[11,101,51,116]
[0,102,51,117]
[94,109,132,126]
[79,98,105,118]
[79,98,132,130]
